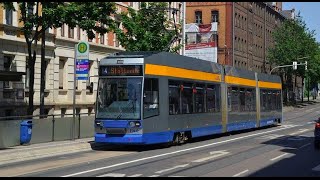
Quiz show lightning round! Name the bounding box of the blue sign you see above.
[76,59,89,80]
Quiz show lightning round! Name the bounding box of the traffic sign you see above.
[75,41,90,80]
[76,41,89,60]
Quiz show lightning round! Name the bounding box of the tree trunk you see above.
[40,30,46,118]
[27,45,37,117]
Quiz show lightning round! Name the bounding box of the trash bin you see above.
[20,120,33,145]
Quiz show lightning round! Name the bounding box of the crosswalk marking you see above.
[97,173,126,177]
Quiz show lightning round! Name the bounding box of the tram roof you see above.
[103,51,223,74]
[102,51,281,83]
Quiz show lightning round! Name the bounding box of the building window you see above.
[68,26,74,38]
[45,59,50,90]
[76,108,81,116]
[211,10,219,23]
[61,24,65,37]
[195,11,202,24]
[61,108,66,117]
[143,78,159,118]
[59,58,66,89]
[88,107,93,116]
[5,109,13,117]
[115,35,120,47]
[5,9,13,25]
[4,56,13,89]
[100,34,104,44]
[77,26,81,40]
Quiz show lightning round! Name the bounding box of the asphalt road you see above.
[1,103,320,177]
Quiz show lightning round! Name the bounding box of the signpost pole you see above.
[73,41,89,140]
[72,44,77,140]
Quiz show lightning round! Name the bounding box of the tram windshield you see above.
[96,78,142,120]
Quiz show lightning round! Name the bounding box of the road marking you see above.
[192,150,230,163]
[97,173,126,177]
[281,124,299,128]
[312,164,320,171]
[61,126,296,177]
[289,129,309,136]
[148,175,160,177]
[127,174,143,177]
[307,122,315,124]
[232,169,249,177]
[155,164,189,174]
[256,134,284,140]
[299,143,311,149]
[270,153,288,161]
[169,176,186,177]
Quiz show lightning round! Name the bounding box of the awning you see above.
[0,70,26,81]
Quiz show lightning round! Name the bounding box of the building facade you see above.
[186,2,295,73]
[186,2,303,100]
[0,2,183,117]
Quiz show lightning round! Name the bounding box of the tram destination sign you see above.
[99,65,143,76]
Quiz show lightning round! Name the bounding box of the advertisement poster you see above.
[185,22,218,63]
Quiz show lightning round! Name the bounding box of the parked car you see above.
[314,117,320,148]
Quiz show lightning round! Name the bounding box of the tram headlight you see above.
[135,122,141,127]
[129,121,136,128]
[95,121,103,127]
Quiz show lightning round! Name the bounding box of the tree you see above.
[114,2,182,52]
[267,13,319,104]
[2,2,117,116]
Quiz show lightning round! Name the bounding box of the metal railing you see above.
[0,113,96,148]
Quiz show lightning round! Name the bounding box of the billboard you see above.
[185,22,218,63]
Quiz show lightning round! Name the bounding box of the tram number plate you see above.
[128,128,140,133]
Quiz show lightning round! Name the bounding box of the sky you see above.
[283,2,320,42]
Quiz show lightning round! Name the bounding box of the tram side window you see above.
[143,78,159,118]
[207,84,220,112]
[276,90,281,109]
[261,90,267,111]
[181,82,193,114]
[230,87,239,112]
[169,81,181,115]
[239,88,246,111]
[267,91,272,111]
[194,84,205,113]
[245,88,255,111]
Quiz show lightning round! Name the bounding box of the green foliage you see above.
[268,13,319,79]
[114,2,181,52]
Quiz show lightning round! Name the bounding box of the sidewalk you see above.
[283,97,320,112]
[0,137,105,166]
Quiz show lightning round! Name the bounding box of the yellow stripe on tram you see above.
[225,76,256,87]
[145,64,221,82]
[258,81,282,89]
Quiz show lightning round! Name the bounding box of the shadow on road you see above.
[246,128,320,177]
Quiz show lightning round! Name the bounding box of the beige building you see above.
[0,2,184,117]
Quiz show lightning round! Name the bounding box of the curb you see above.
[0,138,107,166]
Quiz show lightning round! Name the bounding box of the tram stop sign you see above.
[75,41,90,80]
